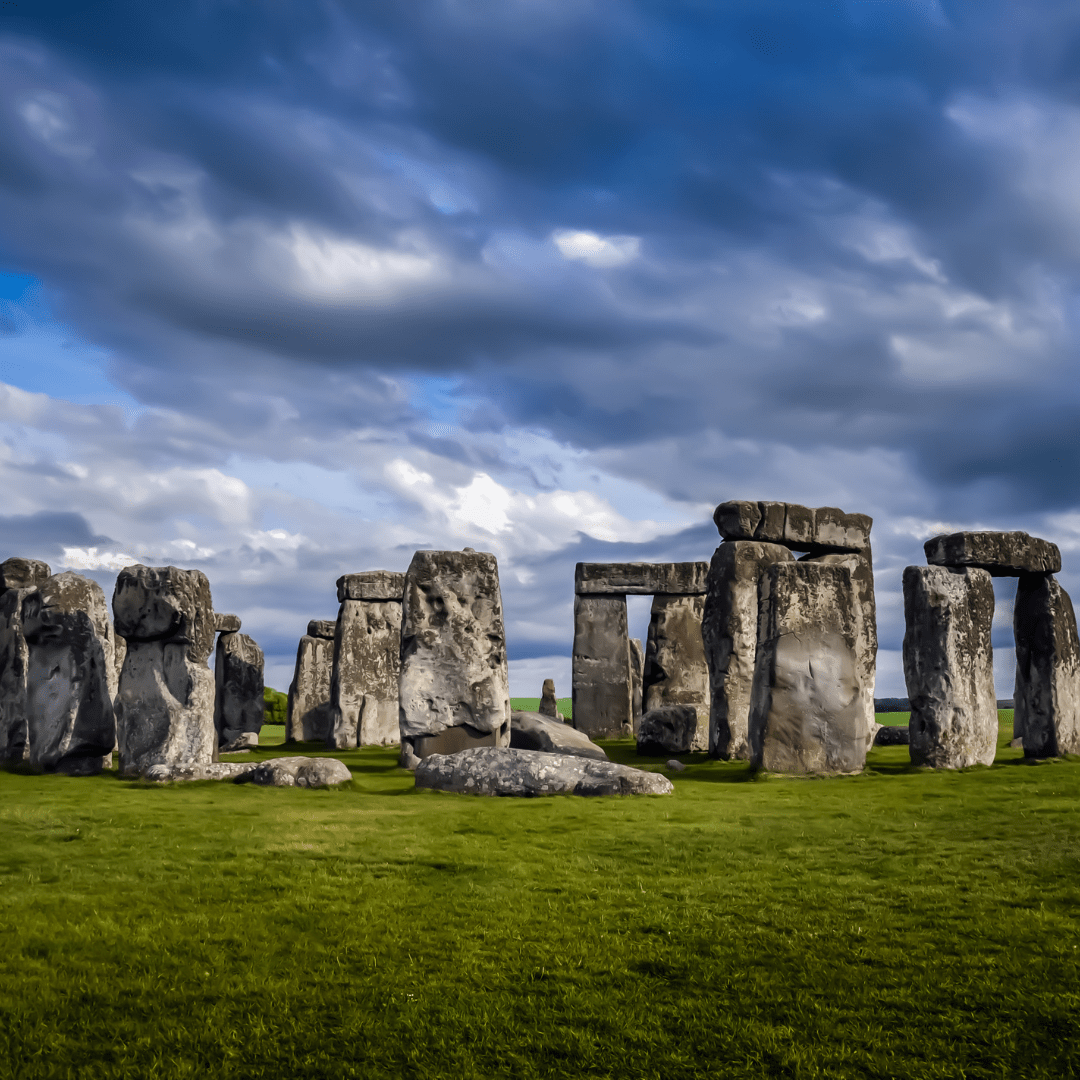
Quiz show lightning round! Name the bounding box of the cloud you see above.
[552,230,641,268]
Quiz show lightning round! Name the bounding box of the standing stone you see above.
[113,565,217,775]
[399,550,510,761]
[750,561,870,775]
[22,572,116,774]
[902,566,996,769]
[701,541,794,760]
[214,630,265,751]
[539,678,559,718]
[643,594,709,751]
[0,557,51,764]
[1014,574,1080,757]
[327,571,404,749]
[629,638,644,734]
[287,620,337,742]
[572,594,632,739]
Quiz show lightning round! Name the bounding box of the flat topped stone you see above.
[414,747,673,797]
[0,557,52,592]
[510,710,608,760]
[575,562,709,596]
[924,532,1060,577]
[337,571,406,603]
[307,619,337,639]
[214,613,241,633]
[713,501,871,554]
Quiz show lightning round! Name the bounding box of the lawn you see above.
[2,721,1078,1079]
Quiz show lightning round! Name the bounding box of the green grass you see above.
[877,710,1016,728]
[510,697,573,720]
[3,725,1080,1078]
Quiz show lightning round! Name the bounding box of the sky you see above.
[1,0,1079,697]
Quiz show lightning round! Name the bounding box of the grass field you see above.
[3,719,1078,1079]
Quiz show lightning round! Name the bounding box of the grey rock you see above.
[399,550,510,760]
[701,541,794,760]
[1010,736,1024,749]
[22,572,116,774]
[0,588,33,764]
[666,759,687,772]
[214,632,264,748]
[510,709,608,760]
[143,755,351,786]
[286,632,334,742]
[414,746,673,797]
[713,501,871,555]
[143,761,252,782]
[924,531,1061,577]
[637,705,700,755]
[574,561,709,596]
[1014,574,1080,757]
[219,732,259,752]
[874,725,910,746]
[643,593,709,751]
[214,613,241,633]
[337,571,406,603]
[113,565,217,775]
[629,638,644,733]
[307,619,337,639]
[903,566,996,769]
[0,557,51,592]
[539,678,559,718]
[572,594,632,739]
[750,561,871,775]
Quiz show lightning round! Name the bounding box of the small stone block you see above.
[215,613,241,633]
[337,571,406,602]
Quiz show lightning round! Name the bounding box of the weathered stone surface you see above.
[1014,574,1080,757]
[510,710,608,760]
[286,632,334,742]
[0,591,32,764]
[629,638,644,733]
[572,594,632,739]
[144,755,352,786]
[0,557,51,592]
[327,598,402,748]
[701,541,794,760]
[574,562,709,596]
[874,725,910,746]
[113,565,216,663]
[337,571,406,603]
[903,566,996,769]
[220,732,259,752]
[399,550,510,759]
[750,561,870,775]
[713,501,871,554]
[114,565,217,775]
[22,573,116,774]
[539,678,559,718]
[637,705,700,755]
[643,593,709,751]
[924,532,1061,577]
[307,619,336,639]
[214,613,241,633]
[214,632,264,748]
[414,746,673,796]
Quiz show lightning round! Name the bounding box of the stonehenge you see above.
[213,616,265,752]
[643,593,709,750]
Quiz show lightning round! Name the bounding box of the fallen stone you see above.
[750,561,870,775]
[214,613,241,633]
[539,678,559,718]
[643,593,709,751]
[666,759,687,772]
[574,561,709,596]
[414,747,673,797]
[1010,737,1024,750]
[713,501,871,555]
[337,571,406,603]
[214,632,264,749]
[701,541,794,760]
[903,566,996,769]
[874,725,910,746]
[572,594,632,739]
[924,532,1061,577]
[1013,574,1080,757]
[638,705,700,755]
[219,731,259,753]
[0,557,52,592]
[22,572,116,774]
[143,755,352,786]
[629,638,644,733]
[287,630,335,742]
[307,619,337,639]
[399,550,510,759]
[510,710,608,760]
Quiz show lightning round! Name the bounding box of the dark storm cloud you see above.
[0,510,114,559]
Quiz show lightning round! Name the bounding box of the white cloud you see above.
[552,229,641,268]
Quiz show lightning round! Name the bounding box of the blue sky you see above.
[1,0,1079,695]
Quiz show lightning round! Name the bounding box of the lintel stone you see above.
[924,531,1061,577]
[337,571,406,603]
[574,561,709,596]
[712,500,871,554]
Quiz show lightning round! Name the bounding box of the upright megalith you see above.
[213,617,265,752]
[629,638,644,733]
[643,594,709,751]
[0,556,51,764]
[22,572,116,774]
[286,620,336,742]
[903,566,996,769]
[539,678,559,718]
[749,561,870,775]
[113,564,217,775]
[399,549,510,762]
[701,541,794,759]
[1014,574,1080,757]
[327,571,405,749]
